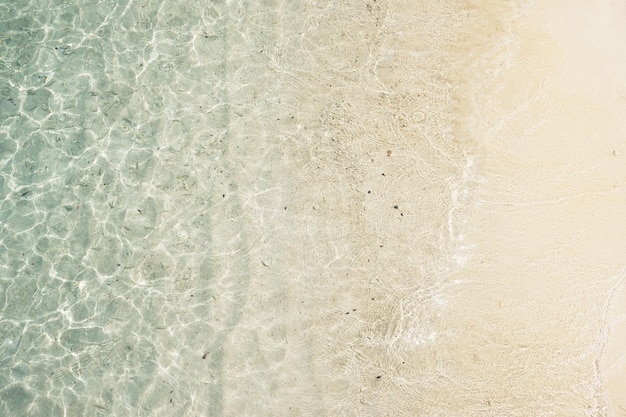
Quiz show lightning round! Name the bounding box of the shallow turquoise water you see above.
[0,1,278,415]
[1,0,487,415]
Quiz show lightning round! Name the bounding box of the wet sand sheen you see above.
[270,0,626,414]
[453,0,626,415]
[236,2,475,414]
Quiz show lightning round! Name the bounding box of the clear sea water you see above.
[1,1,286,415]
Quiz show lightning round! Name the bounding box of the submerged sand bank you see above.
[215,0,626,415]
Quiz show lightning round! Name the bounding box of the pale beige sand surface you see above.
[455,0,626,415]
[253,0,626,415]
[539,1,626,413]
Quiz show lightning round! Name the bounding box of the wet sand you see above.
[269,0,626,414]
[453,0,626,414]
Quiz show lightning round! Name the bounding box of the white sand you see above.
[540,0,626,413]
[218,0,626,414]
[455,0,626,414]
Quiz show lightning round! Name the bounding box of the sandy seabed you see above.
[265,0,626,415]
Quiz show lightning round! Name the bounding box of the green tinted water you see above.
[0,0,484,415]
[0,1,282,415]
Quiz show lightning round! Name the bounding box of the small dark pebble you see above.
[393,205,398,209]
[376,376,381,379]
[202,353,208,359]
